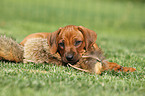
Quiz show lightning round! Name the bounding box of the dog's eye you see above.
[75,41,82,46]
[59,42,64,48]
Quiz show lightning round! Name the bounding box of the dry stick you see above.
[68,63,90,73]
[68,55,102,73]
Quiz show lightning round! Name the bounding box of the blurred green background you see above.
[0,0,145,96]
[0,0,145,57]
[0,0,145,39]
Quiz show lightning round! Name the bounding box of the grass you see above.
[0,0,145,96]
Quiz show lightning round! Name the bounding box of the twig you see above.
[68,63,90,73]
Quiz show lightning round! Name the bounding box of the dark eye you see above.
[59,42,64,48]
[75,41,82,46]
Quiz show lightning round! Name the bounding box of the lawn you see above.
[0,0,145,96]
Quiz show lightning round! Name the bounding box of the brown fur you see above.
[0,35,23,62]
[21,25,136,73]
[0,25,136,74]
[20,32,50,46]
[23,38,61,65]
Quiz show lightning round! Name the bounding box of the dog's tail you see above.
[0,35,23,62]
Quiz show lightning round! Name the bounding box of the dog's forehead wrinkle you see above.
[58,25,84,46]
[60,30,81,39]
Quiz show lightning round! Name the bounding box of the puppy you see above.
[20,25,136,73]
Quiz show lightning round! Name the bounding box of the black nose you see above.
[66,54,74,61]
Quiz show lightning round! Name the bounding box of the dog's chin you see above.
[62,58,79,65]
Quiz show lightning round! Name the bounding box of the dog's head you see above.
[48,25,97,64]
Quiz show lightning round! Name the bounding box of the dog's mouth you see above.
[64,60,79,65]
[62,57,79,65]
[61,53,80,65]
[68,59,79,65]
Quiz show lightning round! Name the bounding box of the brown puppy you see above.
[20,25,136,72]
[47,25,97,65]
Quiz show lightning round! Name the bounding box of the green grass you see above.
[0,0,145,96]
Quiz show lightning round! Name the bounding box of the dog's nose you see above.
[66,54,74,61]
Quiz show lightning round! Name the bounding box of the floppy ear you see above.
[78,26,97,50]
[47,28,62,54]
